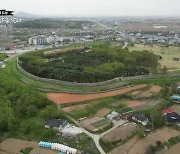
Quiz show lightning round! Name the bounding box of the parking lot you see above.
[61,124,82,136]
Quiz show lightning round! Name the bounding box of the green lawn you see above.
[129,44,180,69]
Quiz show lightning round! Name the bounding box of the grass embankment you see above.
[5,58,180,94]
[4,59,129,93]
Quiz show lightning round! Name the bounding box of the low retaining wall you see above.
[17,59,121,87]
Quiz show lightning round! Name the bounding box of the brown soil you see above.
[0,138,56,154]
[165,143,180,154]
[80,116,102,131]
[109,136,139,154]
[109,127,180,154]
[103,122,139,142]
[132,104,150,111]
[134,85,161,98]
[95,108,112,117]
[47,84,147,104]
[63,104,90,113]
[125,100,146,108]
[132,91,141,96]
[125,100,150,111]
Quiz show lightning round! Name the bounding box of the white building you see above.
[28,35,47,45]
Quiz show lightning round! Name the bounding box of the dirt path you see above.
[47,84,147,104]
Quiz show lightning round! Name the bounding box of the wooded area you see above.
[0,70,65,140]
[19,42,159,83]
[14,19,93,29]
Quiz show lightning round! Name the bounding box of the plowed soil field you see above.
[47,84,147,104]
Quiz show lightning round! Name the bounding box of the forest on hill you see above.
[0,70,65,140]
[19,42,159,83]
[14,19,93,29]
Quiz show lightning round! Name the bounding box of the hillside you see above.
[13,19,93,29]
[19,42,159,83]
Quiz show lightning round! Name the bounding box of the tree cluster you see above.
[14,19,93,29]
[20,42,159,83]
[0,71,62,133]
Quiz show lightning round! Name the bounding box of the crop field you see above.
[47,84,147,104]
[80,116,104,131]
[102,122,139,142]
[92,119,111,128]
[117,23,180,31]
[62,104,91,113]
[0,138,56,154]
[61,84,163,120]
[109,127,180,154]
[129,44,180,69]
[125,100,146,108]
[125,100,150,111]
[95,108,112,117]
[63,96,126,119]
[116,107,133,115]
[131,85,161,98]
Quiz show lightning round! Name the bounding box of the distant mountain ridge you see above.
[14,11,44,19]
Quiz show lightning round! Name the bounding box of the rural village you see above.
[0,5,180,154]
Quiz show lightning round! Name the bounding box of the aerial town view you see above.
[0,0,180,154]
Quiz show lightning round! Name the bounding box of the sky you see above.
[1,0,180,17]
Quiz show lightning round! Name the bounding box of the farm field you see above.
[171,104,180,114]
[125,100,149,111]
[62,84,163,120]
[47,84,147,104]
[95,108,112,117]
[131,85,161,98]
[63,104,90,113]
[109,127,180,154]
[102,122,139,142]
[0,138,56,154]
[65,96,128,119]
[129,44,180,69]
[80,116,111,132]
[117,23,180,31]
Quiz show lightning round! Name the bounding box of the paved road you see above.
[66,112,128,154]
[81,120,128,154]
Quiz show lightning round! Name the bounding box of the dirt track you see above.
[47,84,147,104]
